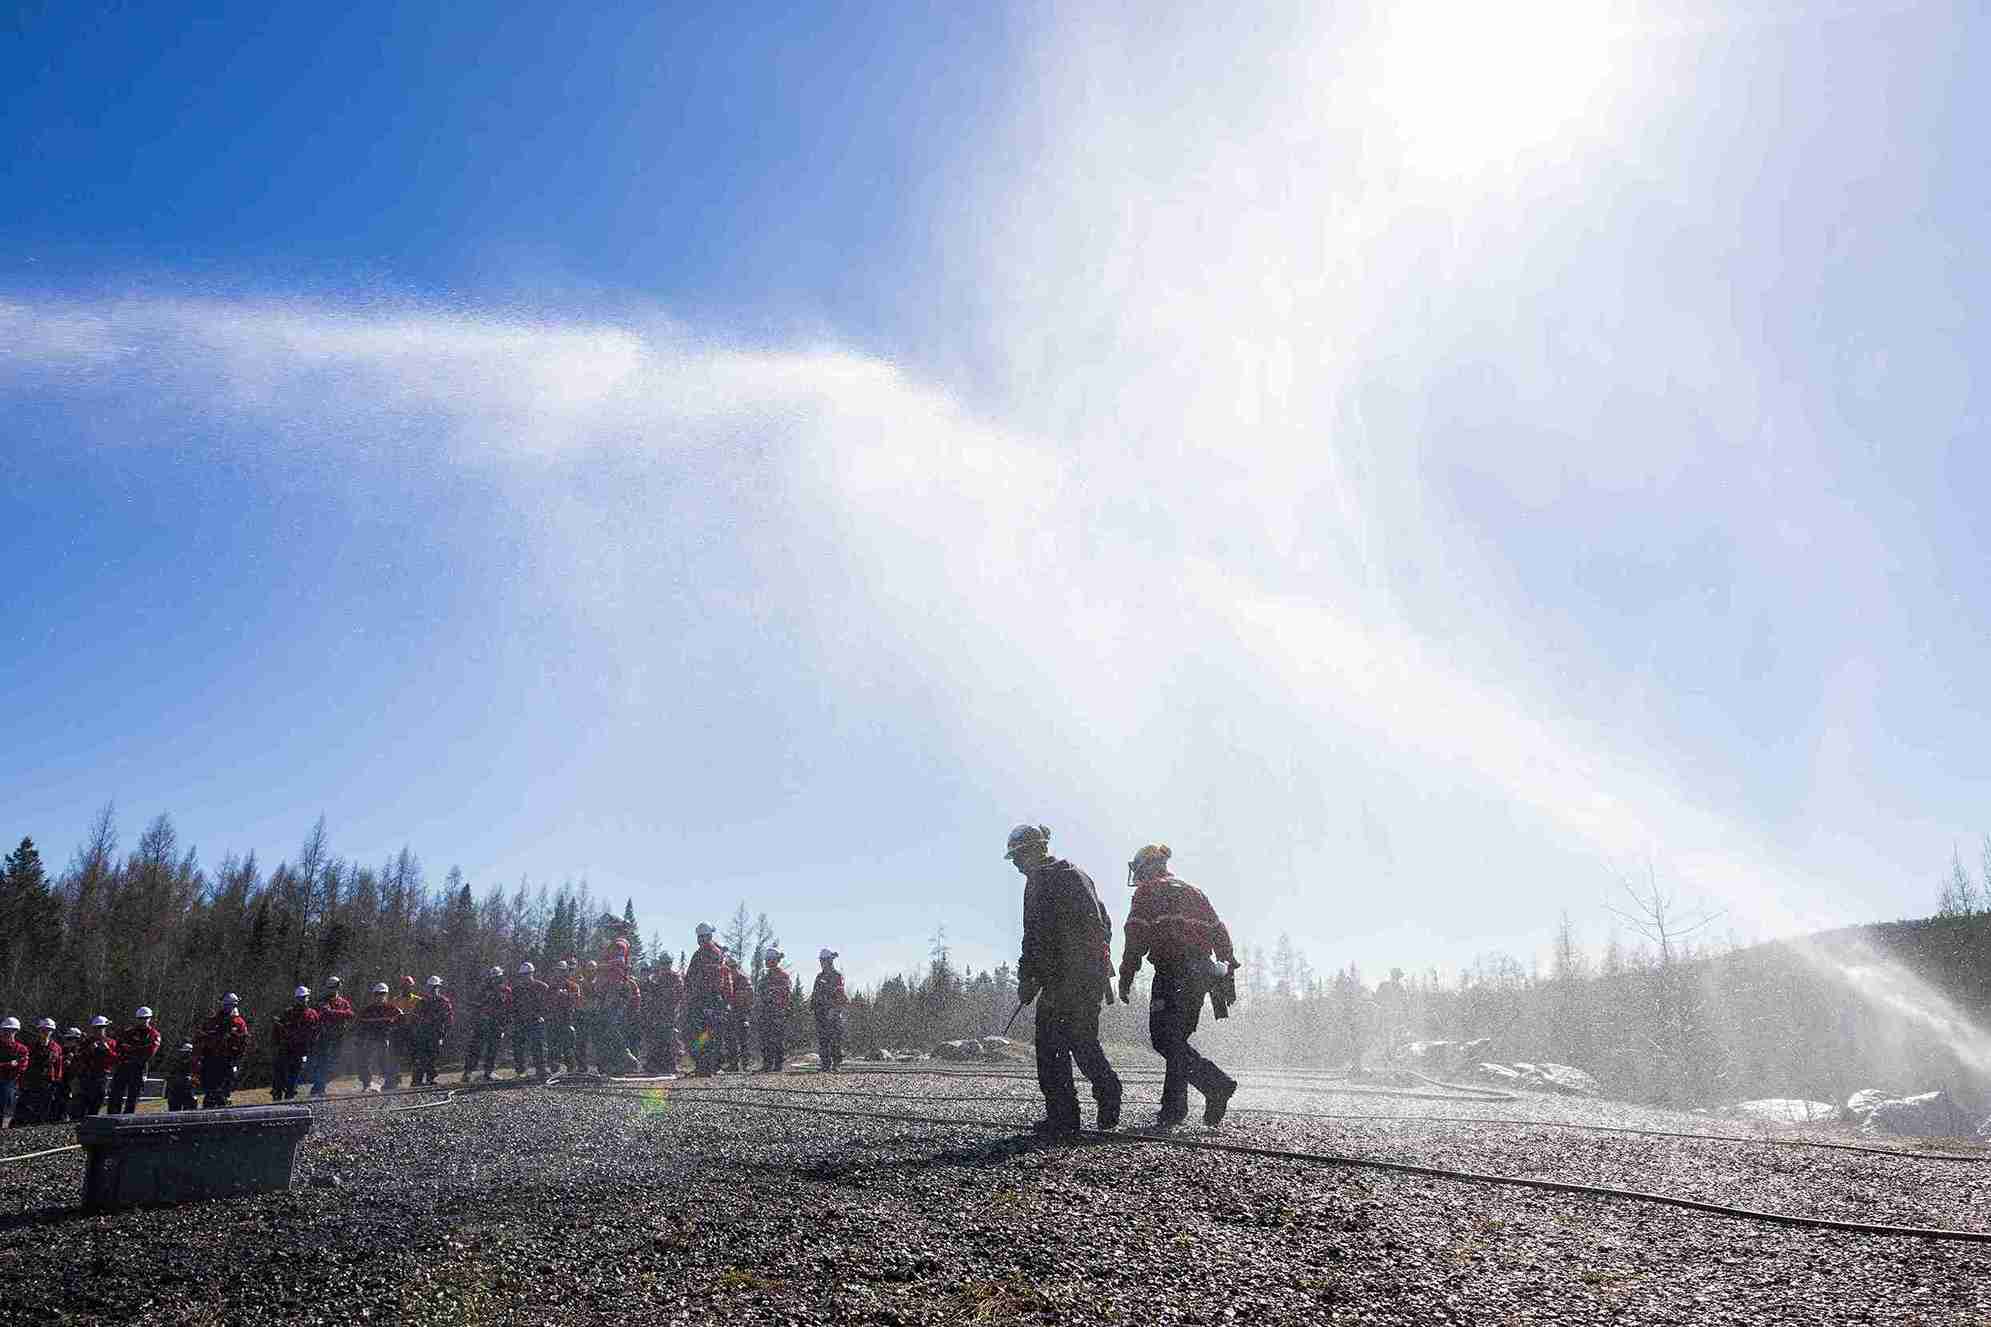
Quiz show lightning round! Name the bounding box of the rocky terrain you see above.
[5,1067,1991,1325]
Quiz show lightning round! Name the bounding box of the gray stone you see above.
[1861,1090,1964,1139]
[932,1039,983,1062]
[78,1105,313,1209]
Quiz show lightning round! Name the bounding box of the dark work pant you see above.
[408,1031,441,1084]
[467,1018,501,1076]
[48,1081,71,1121]
[1149,966,1232,1119]
[110,1063,148,1113]
[549,1019,575,1070]
[644,1012,680,1073]
[1035,994,1120,1130]
[199,1055,237,1108]
[166,1077,198,1111]
[357,1038,393,1087]
[573,1010,595,1072]
[815,1012,843,1070]
[13,1083,48,1126]
[688,996,724,1075]
[512,1020,546,1076]
[311,1036,345,1095]
[722,1010,750,1071]
[271,1051,305,1100]
[74,1073,110,1119]
[758,1008,786,1070]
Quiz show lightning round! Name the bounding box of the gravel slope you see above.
[4,1070,1989,1325]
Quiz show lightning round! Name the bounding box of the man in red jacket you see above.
[549,961,581,1073]
[12,1019,63,1127]
[758,948,793,1072]
[271,987,320,1101]
[685,924,727,1077]
[462,967,511,1083]
[642,955,685,1074]
[409,976,454,1086]
[0,1018,28,1126]
[110,1005,163,1114]
[72,1016,120,1119]
[310,977,355,1097]
[510,962,551,1078]
[353,983,401,1092]
[197,994,251,1108]
[594,959,642,1075]
[1118,844,1239,1127]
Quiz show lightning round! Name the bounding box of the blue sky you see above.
[3,1,1987,989]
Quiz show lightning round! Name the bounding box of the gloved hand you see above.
[1017,979,1041,1007]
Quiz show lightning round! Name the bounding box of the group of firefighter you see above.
[5,824,1241,1137]
[0,921,851,1125]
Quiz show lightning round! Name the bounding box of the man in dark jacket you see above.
[511,962,550,1078]
[757,948,792,1072]
[409,976,454,1085]
[1008,824,1121,1134]
[462,967,511,1083]
[1118,844,1239,1127]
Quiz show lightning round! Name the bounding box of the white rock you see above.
[1861,1090,1962,1138]
[1730,1098,1838,1123]
[1843,1088,1894,1119]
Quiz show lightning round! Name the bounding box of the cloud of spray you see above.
[1789,933,1991,1081]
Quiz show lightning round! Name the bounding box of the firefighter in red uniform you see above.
[310,977,355,1097]
[388,976,424,1088]
[0,1018,27,1126]
[72,1016,120,1119]
[197,994,250,1108]
[1118,844,1239,1127]
[685,924,727,1076]
[758,947,793,1072]
[463,966,510,1083]
[110,1005,162,1114]
[721,954,753,1072]
[271,987,320,1100]
[549,961,581,1073]
[812,949,848,1072]
[574,959,601,1072]
[353,983,402,1092]
[643,953,685,1074]
[511,962,551,1078]
[1008,823,1122,1134]
[409,975,454,1085]
[13,1019,63,1126]
[596,959,642,1075]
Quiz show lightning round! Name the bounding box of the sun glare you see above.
[1369,1,1627,181]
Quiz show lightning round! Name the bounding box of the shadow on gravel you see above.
[0,1203,110,1232]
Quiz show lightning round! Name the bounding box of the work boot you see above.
[1029,1117,1081,1136]
[1203,1077,1238,1128]
[1097,1093,1121,1132]
[1151,1110,1187,1130]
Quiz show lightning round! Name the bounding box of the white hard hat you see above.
[64,1027,82,1038]
[765,948,783,960]
[556,960,570,971]
[35,1017,56,1031]
[295,986,311,999]
[516,961,535,976]
[326,976,342,986]
[222,992,240,1006]
[371,982,390,994]
[819,947,838,961]
[488,965,504,979]
[135,1006,154,1020]
[89,1015,111,1027]
[178,1041,193,1051]
[0,1017,18,1031]
[696,922,715,937]
[426,975,443,988]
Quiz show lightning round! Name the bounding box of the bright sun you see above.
[1368,1,1627,181]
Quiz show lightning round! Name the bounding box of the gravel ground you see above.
[5,1068,1990,1325]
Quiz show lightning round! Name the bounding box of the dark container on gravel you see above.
[77,1105,314,1209]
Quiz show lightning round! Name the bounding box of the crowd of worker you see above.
[4,824,1240,1136]
[0,921,850,1126]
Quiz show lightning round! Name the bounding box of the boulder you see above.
[1730,1098,1838,1124]
[978,1036,1014,1056]
[866,1048,888,1061]
[1861,1090,1963,1139]
[932,1039,984,1062]
[1404,1039,1495,1069]
[1843,1088,1893,1121]
[1511,1062,1601,1097]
